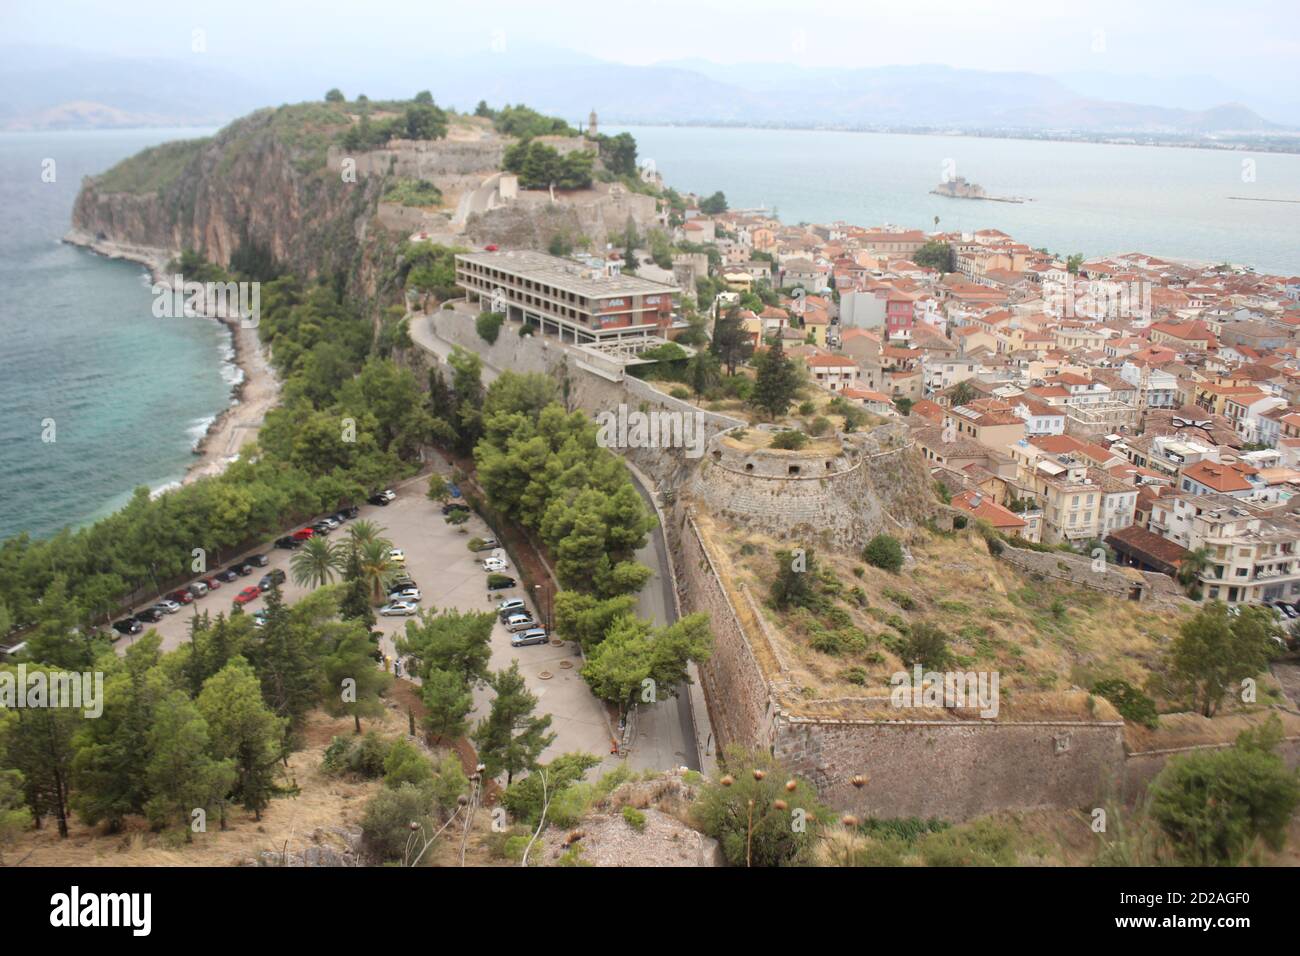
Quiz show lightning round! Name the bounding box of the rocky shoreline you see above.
[62,228,281,486]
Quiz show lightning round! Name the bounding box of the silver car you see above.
[511,627,548,647]
[504,613,535,632]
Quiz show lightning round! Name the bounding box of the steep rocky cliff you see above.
[70,104,394,293]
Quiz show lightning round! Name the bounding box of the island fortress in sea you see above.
[932,175,1026,203]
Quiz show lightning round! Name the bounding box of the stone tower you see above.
[587,108,598,137]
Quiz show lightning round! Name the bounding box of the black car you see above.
[233,562,254,576]
[275,536,301,550]
[311,521,333,535]
[390,577,417,591]
[340,505,360,520]
[258,568,287,592]
[214,568,239,583]
[470,537,499,552]
[442,502,470,516]
[134,607,164,624]
[250,553,270,567]
[486,576,517,592]
[112,618,143,636]
[368,494,390,506]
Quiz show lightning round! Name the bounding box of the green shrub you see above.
[360,782,437,863]
[769,430,809,451]
[840,665,868,685]
[863,535,904,573]
[669,386,691,400]
[622,806,647,831]
[917,818,1019,866]
[1091,679,1160,729]
[323,732,391,779]
[476,311,505,344]
[899,622,951,670]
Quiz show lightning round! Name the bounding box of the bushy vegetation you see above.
[382,178,443,207]
[862,535,905,573]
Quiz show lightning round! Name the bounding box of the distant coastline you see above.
[61,228,280,488]
[610,119,1300,155]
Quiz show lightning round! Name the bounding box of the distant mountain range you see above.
[2,44,1295,136]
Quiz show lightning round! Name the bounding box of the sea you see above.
[612,125,1300,275]
[0,127,232,542]
[2,123,1298,543]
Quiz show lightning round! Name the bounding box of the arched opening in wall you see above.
[788,465,801,476]
[825,461,833,470]
[712,450,722,462]
[745,463,754,472]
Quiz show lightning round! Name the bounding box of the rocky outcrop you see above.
[70,107,390,297]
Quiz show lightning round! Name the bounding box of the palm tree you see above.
[1177,547,1211,594]
[348,519,389,551]
[291,537,345,589]
[357,538,399,605]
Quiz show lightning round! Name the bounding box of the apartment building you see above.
[455,250,680,346]
[1148,494,1300,604]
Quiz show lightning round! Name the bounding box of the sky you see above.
[5,0,1298,101]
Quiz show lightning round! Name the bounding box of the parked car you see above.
[276,536,301,550]
[511,628,549,648]
[202,576,223,591]
[448,483,462,498]
[134,607,164,624]
[113,618,144,636]
[504,613,536,632]
[341,505,360,519]
[442,502,470,516]
[1272,601,1299,620]
[486,575,517,592]
[471,538,499,552]
[381,489,396,502]
[250,553,270,567]
[329,512,349,526]
[380,601,418,617]
[291,528,315,541]
[168,589,194,605]
[367,494,390,507]
[311,521,333,536]
[233,586,261,606]
[390,577,417,591]
[232,561,255,576]
[482,556,509,573]
[155,599,182,615]
[258,568,287,591]
[496,598,527,618]
[187,581,209,599]
[251,610,270,628]
[388,548,406,565]
[387,586,421,603]
[215,568,239,583]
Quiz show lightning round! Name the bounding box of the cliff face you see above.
[70,106,387,290]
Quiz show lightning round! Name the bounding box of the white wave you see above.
[187,415,217,448]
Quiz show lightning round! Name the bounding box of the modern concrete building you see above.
[455,249,681,346]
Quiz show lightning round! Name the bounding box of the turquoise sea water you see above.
[613,126,1300,275]
[0,128,232,542]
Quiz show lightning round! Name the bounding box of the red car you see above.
[291,527,315,541]
[169,589,194,605]
[233,586,261,606]
[203,576,222,590]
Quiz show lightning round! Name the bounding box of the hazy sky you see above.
[9,0,1298,92]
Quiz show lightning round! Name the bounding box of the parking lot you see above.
[115,472,620,773]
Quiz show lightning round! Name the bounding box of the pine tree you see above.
[422,668,474,741]
[750,335,799,420]
[197,658,287,820]
[472,663,555,785]
[321,622,391,734]
[144,691,235,839]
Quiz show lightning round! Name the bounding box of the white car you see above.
[388,548,407,565]
[382,489,397,502]
[388,587,421,603]
[482,556,509,573]
[155,599,182,614]
[380,601,418,617]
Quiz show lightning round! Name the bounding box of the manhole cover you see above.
[538,671,553,680]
